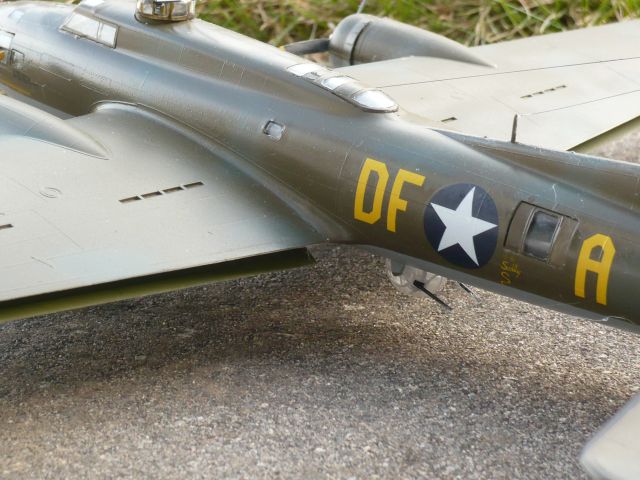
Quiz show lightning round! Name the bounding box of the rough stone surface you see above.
[0,137,639,479]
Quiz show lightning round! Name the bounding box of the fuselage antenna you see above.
[356,0,367,14]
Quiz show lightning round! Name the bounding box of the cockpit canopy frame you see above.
[61,11,118,48]
[287,63,398,114]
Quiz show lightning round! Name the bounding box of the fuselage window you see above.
[98,23,117,47]
[351,89,399,112]
[523,210,560,261]
[8,10,25,23]
[65,13,99,38]
[320,76,353,91]
[505,202,578,267]
[287,63,399,113]
[62,13,117,48]
[0,30,14,65]
[10,50,24,69]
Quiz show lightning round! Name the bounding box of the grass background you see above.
[197,0,640,46]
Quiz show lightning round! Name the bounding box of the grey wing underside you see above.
[338,20,640,151]
[0,100,323,322]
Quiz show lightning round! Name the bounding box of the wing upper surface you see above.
[338,20,640,151]
[0,101,323,319]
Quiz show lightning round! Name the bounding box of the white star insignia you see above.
[431,187,498,266]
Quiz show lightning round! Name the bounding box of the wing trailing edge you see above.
[0,249,314,324]
[573,116,640,154]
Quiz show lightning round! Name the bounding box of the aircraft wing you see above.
[338,20,640,151]
[0,98,324,323]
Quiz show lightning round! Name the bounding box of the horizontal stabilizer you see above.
[582,393,640,480]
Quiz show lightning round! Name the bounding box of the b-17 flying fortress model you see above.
[0,0,638,476]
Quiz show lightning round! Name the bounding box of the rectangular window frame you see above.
[61,13,118,49]
[97,22,117,48]
[505,202,578,267]
[0,30,14,66]
[10,50,24,69]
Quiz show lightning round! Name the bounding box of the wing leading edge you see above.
[0,101,324,322]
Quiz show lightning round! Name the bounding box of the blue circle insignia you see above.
[424,183,499,269]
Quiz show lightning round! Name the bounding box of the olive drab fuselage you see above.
[0,1,638,329]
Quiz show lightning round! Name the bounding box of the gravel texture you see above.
[0,135,639,480]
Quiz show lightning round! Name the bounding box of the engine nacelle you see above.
[329,14,492,68]
[385,259,447,298]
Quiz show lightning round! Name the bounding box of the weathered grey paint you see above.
[0,1,637,330]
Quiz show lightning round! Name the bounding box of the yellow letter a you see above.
[575,234,616,306]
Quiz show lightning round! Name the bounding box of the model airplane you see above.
[0,0,637,477]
